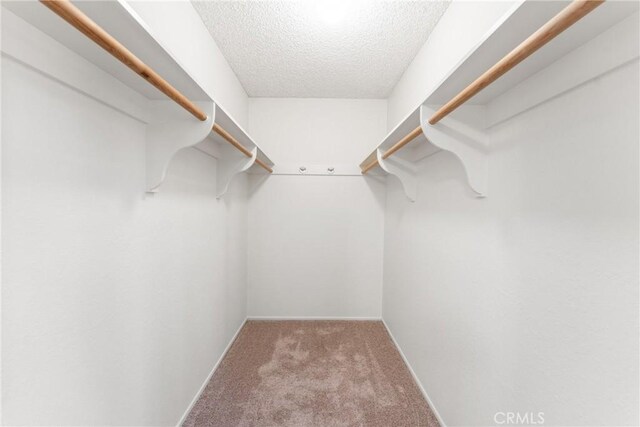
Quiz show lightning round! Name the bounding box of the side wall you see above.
[1,6,250,425]
[383,5,640,426]
[128,0,249,126]
[246,99,387,318]
[386,0,517,130]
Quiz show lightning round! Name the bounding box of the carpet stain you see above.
[183,320,439,427]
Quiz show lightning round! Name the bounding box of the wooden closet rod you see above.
[428,0,604,125]
[362,0,603,174]
[212,124,273,173]
[40,0,208,121]
[361,126,423,174]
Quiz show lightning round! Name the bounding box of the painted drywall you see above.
[128,0,249,127]
[246,99,387,318]
[382,14,639,427]
[386,0,517,130]
[1,9,249,427]
[0,4,4,422]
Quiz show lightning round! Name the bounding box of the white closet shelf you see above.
[359,105,486,203]
[359,0,639,202]
[2,0,274,195]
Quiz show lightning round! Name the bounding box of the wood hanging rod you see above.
[362,0,603,174]
[428,0,604,125]
[212,124,273,173]
[40,0,208,121]
[361,126,423,174]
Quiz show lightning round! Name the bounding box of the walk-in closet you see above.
[1,0,638,425]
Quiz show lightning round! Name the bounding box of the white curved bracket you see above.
[216,147,257,199]
[420,105,488,197]
[377,149,418,203]
[146,100,215,192]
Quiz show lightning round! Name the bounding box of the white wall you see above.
[246,99,386,318]
[382,13,639,427]
[387,0,517,130]
[1,7,250,426]
[0,4,4,423]
[128,0,249,127]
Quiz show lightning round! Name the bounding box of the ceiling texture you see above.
[192,1,450,99]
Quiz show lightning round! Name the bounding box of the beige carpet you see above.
[183,320,439,427]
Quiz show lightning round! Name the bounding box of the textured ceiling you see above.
[192,1,450,98]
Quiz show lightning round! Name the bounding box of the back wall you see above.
[246,99,387,318]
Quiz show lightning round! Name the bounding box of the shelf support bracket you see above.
[377,148,418,203]
[146,100,215,193]
[420,104,488,197]
[216,145,258,199]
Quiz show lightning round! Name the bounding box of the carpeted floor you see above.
[183,320,439,427]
